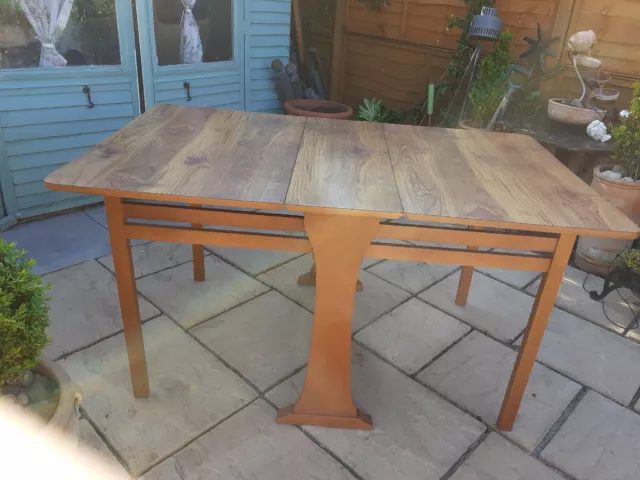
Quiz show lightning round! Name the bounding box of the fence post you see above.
[330,0,348,102]
[541,0,578,98]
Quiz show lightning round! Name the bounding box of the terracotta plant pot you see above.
[547,98,606,125]
[36,357,82,439]
[284,99,352,120]
[575,165,640,275]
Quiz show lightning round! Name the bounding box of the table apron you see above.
[120,202,555,273]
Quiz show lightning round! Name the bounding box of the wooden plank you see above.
[123,203,305,232]
[330,0,348,101]
[285,117,404,215]
[377,224,559,252]
[124,223,313,253]
[366,243,552,272]
[46,106,306,209]
[542,0,576,91]
[384,124,639,238]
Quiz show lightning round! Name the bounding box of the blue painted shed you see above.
[0,0,291,225]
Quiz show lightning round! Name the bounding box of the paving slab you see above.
[43,261,159,359]
[258,255,410,331]
[144,400,356,480]
[137,255,269,329]
[542,390,640,480]
[99,242,201,278]
[78,418,128,475]
[420,272,534,342]
[267,344,485,480]
[451,433,565,480]
[515,307,640,405]
[206,246,302,275]
[526,266,639,332]
[60,316,256,476]
[477,249,541,289]
[192,291,313,391]
[355,298,470,374]
[1,211,112,274]
[418,331,581,452]
[367,259,458,293]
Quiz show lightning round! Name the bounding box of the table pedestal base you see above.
[297,262,363,291]
[276,405,373,430]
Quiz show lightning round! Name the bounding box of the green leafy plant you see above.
[611,82,640,180]
[413,0,494,126]
[0,240,50,388]
[621,248,640,273]
[467,30,513,125]
[355,98,404,123]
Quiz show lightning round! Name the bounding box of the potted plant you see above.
[575,82,640,275]
[461,30,513,129]
[0,239,81,436]
[589,249,640,301]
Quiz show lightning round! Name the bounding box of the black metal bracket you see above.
[183,81,192,101]
[82,85,95,108]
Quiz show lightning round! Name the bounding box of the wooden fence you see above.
[300,0,640,111]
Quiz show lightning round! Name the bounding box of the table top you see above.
[46,105,639,239]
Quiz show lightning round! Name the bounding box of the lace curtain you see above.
[19,0,74,67]
[180,0,202,64]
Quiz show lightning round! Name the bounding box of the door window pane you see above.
[0,0,121,69]
[153,0,232,66]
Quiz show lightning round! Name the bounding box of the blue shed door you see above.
[136,0,291,112]
[136,0,245,109]
[0,0,141,221]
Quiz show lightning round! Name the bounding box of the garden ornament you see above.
[586,120,611,142]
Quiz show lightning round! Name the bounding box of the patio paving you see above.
[4,203,640,480]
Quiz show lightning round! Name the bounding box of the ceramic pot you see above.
[547,99,606,125]
[284,99,352,120]
[575,165,640,276]
[36,357,82,439]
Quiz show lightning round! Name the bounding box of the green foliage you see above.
[468,30,513,124]
[621,248,640,273]
[412,0,495,125]
[355,98,404,123]
[611,82,640,180]
[0,240,50,387]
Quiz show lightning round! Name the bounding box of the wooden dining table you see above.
[46,104,639,432]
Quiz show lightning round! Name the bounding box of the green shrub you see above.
[468,31,513,125]
[355,98,404,123]
[611,82,640,180]
[0,239,50,387]
[621,249,640,273]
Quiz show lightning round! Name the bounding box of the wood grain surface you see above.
[384,124,639,237]
[285,117,403,215]
[45,105,306,208]
[46,106,639,238]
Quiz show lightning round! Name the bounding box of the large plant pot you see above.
[284,99,352,119]
[575,165,640,276]
[35,357,82,439]
[548,99,606,126]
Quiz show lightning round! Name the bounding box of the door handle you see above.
[82,85,95,108]
[183,81,192,101]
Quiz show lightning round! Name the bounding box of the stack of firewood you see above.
[271,53,326,106]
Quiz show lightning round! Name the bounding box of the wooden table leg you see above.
[104,197,150,398]
[277,213,380,429]
[191,204,205,282]
[496,233,575,430]
[297,261,363,291]
[455,228,480,306]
